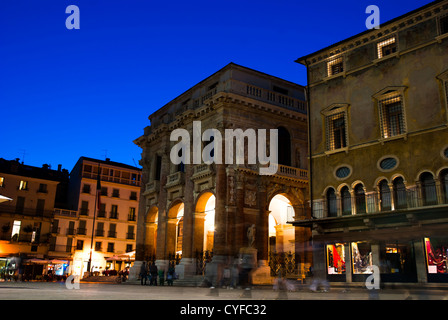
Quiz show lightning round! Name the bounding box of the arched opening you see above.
[393,177,407,209]
[420,172,437,206]
[439,169,448,204]
[326,188,337,217]
[341,186,351,216]
[145,206,158,260]
[268,194,294,253]
[378,180,391,211]
[354,184,366,214]
[278,127,291,166]
[167,202,184,256]
[195,192,216,253]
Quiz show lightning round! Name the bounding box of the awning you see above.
[23,259,50,264]
[0,195,12,203]
[106,251,135,261]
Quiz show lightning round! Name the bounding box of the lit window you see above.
[327,56,344,77]
[377,37,397,59]
[327,243,346,275]
[326,112,347,150]
[379,95,405,138]
[11,220,21,240]
[0,177,4,187]
[19,180,28,190]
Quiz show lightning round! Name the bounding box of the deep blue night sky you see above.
[0,0,434,172]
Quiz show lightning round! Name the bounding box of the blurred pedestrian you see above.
[150,262,158,286]
[139,262,148,285]
[167,264,175,286]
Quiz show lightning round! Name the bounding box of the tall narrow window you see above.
[19,180,28,190]
[421,172,437,206]
[326,113,347,150]
[379,95,405,138]
[341,186,351,216]
[440,15,448,35]
[278,127,291,166]
[326,188,338,217]
[440,169,448,204]
[393,177,407,209]
[379,180,391,211]
[155,156,162,180]
[354,184,366,214]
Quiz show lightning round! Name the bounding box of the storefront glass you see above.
[351,242,372,274]
[326,243,345,274]
[425,237,448,275]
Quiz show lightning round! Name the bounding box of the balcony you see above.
[277,165,308,180]
[165,171,185,188]
[312,186,447,219]
[145,180,159,194]
[54,209,78,218]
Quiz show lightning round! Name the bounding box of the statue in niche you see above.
[247,224,256,248]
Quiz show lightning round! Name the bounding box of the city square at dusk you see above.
[1,0,448,313]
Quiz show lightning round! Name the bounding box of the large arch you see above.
[268,194,294,253]
[194,191,216,254]
[167,200,185,256]
[144,206,158,260]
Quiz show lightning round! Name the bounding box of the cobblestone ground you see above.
[0,280,447,300]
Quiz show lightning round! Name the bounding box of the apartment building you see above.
[51,157,141,276]
[295,0,448,284]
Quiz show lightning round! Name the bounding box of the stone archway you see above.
[145,206,158,260]
[194,191,216,254]
[268,194,295,254]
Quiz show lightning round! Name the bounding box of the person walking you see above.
[139,262,148,286]
[149,262,158,286]
[167,264,175,286]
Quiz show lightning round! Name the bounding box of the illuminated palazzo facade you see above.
[295,0,448,284]
[133,63,310,282]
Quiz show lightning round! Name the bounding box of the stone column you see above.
[176,164,195,279]
[414,239,428,284]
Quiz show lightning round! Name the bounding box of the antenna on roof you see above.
[102,149,108,160]
[18,149,27,164]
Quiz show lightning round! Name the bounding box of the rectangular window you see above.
[126,244,133,253]
[101,187,108,196]
[15,196,25,214]
[38,183,47,193]
[352,242,373,274]
[112,189,119,198]
[377,37,397,59]
[0,177,4,187]
[128,207,136,221]
[82,184,91,194]
[95,241,102,251]
[108,223,117,238]
[326,112,347,150]
[440,15,448,35]
[96,222,104,237]
[130,191,137,201]
[127,225,135,239]
[11,220,21,240]
[379,96,405,138]
[80,201,89,215]
[327,57,344,77]
[19,180,28,190]
[107,242,115,253]
[36,199,45,216]
[76,240,84,250]
[110,205,118,219]
[326,243,346,275]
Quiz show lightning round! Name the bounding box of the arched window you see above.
[393,177,407,209]
[326,188,337,217]
[354,184,366,214]
[278,127,291,166]
[341,186,351,216]
[379,180,391,211]
[440,169,448,204]
[420,172,437,206]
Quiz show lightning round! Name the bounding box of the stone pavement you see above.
[0,280,447,300]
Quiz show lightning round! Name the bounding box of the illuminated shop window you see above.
[425,237,448,275]
[327,243,345,274]
[352,242,373,274]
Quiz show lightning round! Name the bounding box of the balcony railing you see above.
[82,172,141,187]
[54,209,78,218]
[313,186,446,219]
[166,171,185,187]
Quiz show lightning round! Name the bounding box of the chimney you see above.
[58,164,62,172]
[106,158,110,162]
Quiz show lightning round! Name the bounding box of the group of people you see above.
[139,261,176,286]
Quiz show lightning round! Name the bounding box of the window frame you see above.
[322,104,349,153]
